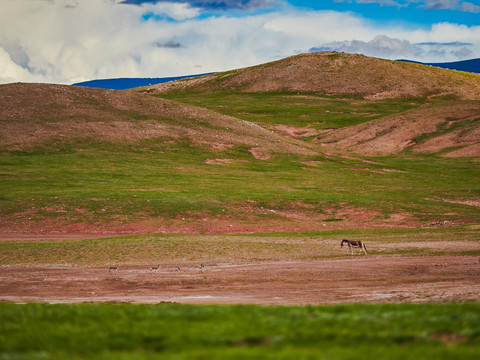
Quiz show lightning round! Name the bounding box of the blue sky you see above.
[125,0,480,24]
[291,1,479,26]
[1,0,479,84]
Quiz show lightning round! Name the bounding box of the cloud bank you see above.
[0,0,479,84]
[310,35,474,60]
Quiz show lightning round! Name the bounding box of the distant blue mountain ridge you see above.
[72,58,480,90]
[72,73,214,90]
[398,58,480,74]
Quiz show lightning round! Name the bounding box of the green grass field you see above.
[1,302,479,359]
[1,139,479,230]
[158,91,425,129]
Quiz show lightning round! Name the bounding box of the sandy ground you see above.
[1,255,479,305]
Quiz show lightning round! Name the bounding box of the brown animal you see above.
[108,265,118,274]
[149,265,160,273]
[341,239,368,255]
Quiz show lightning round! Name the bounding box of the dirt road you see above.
[1,255,479,305]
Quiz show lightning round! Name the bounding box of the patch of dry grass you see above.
[1,228,479,266]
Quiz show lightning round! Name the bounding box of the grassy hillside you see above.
[1,132,479,233]
[157,90,480,156]
[1,53,480,234]
[151,52,480,158]
[156,91,423,130]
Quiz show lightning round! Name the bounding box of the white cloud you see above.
[263,10,375,40]
[0,47,41,83]
[460,1,480,12]
[310,35,424,59]
[310,34,476,61]
[0,0,479,85]
[421,0,480,12]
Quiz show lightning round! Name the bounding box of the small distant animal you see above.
[149,265,160,273]
[175,266,181,272]
[199,264,204,272]
[108,265,118,274]
[341,239,368,255]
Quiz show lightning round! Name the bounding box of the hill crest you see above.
[145,52,480,100]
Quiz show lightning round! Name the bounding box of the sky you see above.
[1,0,479,84]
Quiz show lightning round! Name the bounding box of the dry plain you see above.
[2,230,480,305]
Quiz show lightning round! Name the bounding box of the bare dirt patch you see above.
[444,142,480,158]
[428,198,480,208]
[204,158,246,165]
[300,160,324,167]
[274,125,323,138]
[249,147,271,160]
[413,119,480,155]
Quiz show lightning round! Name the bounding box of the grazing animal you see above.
[341,239,368,255]
[108,265,118,274]
[149,265,160,273]
[199,264,204,273]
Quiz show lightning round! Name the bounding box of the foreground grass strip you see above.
[1,303,479,359]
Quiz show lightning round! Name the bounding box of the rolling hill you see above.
[0,82,312,157]
[71,58,480,91]
[148,52,480,158]
[1,52,479,234]
[146,52,480,100]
